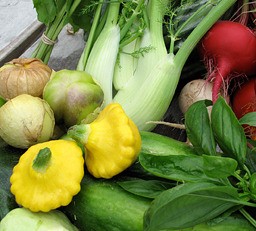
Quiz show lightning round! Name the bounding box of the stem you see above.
[240,208,256,228]
[104,0,120,29]
[67,124,91,146]
[230,0,250,25]
[148,0,169,36]
[145,121,186,130]
[31,0,81,63]
[174,0,237,67]
[171,0,214,53]
[233,171,246,183]
[119,32,141,49]
[119,0,145,41]
[77,1,104,70]
[32,147,52,173]
[243,164,252,178]
[31,4,67,62]
[77,0,120,71]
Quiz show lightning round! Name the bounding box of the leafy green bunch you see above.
[120,97,256,230]
[31,0,93,63]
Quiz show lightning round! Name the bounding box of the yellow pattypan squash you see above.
[10,140,84,212]
[67,103,141,179]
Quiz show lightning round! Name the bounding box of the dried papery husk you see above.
[0,58,52,100]
[0,94,55,149]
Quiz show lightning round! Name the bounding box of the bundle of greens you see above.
[76,0,237,131]
[31,0,93,63]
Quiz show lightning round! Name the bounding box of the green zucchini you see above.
[62,174,152,231]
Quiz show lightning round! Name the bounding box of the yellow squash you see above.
[68,103,141,179]
[10,140,84,212]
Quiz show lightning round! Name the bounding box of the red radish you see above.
[232,77,256,139]
[232,78,256,119]
[199,20,256,103]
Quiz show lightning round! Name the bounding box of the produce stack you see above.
[0,0,256,230]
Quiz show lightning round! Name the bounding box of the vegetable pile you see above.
[1,0,256,230]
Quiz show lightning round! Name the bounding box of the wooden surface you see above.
[0,0,44,65]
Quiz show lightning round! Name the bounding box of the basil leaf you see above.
[139,152,235,182]
[245,147,256,174]
[211,97,247,165]
[118,179,174,199]
[185,100,216,156]
[144,182,240,231]
[239,112,256,127]
[195,213,256,230]
[139,152,209,182]
[203,155,238,178]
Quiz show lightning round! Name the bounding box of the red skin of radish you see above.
[199,20,256,103]
[232,78,256,119]
[232,77,256,140]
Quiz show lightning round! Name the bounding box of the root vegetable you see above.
[178,79,229,114]
[232,77,256,140]
[178,79,214,114]
[199,20,256,103]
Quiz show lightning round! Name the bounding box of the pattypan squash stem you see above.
[67,103,141,179]
[32,147,52,173]
[67,124,91,146]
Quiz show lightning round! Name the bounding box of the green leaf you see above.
[32,0,58,25]
[172,0,214,37]
[203,155,238,179]
[144,182,240,230]
[139,152,235,182]
[68,0,94,32]
[0,138,23,220]
[239,112,256,127]
[185,100,217,156]
[118,179,174,199]
[211,97,247,165]
[183,213,256,230]
[56,0,67,11]
[245,147,256,174]
[139,152,210,182]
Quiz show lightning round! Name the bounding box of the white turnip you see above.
[178,79,230,114]
[178,79,213,114]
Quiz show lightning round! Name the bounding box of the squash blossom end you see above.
[10,140,84,212]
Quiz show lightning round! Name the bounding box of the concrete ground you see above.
[0,0,85,70]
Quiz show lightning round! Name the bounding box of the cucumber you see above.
[0,138,23,220]
[62,174,152,231]
[125,131,198,179]
[140,131,197,155]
